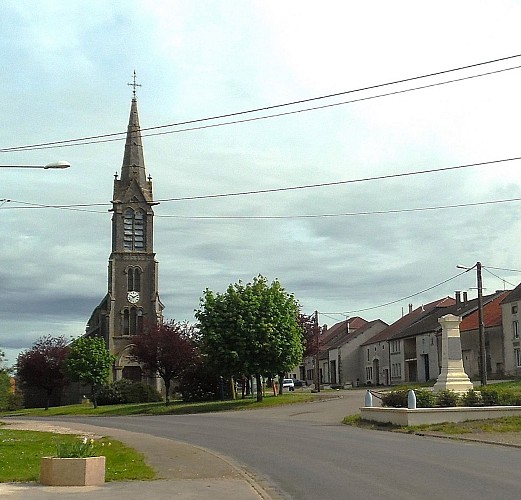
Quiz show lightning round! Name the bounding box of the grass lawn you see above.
[343,413,521,434]
[0,391,323,417]
[0,428,155,482]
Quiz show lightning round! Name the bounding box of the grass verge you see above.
[0,428,155,483]
[0,392,325,417]
[342,414,521,435]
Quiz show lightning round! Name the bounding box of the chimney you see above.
[455,291,461,304]
[462,291,468,302]
[408,303,413,314]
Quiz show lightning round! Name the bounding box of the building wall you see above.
[501,298,521,376]
[415,333,439,382]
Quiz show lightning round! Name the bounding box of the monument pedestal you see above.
[433,314,473,393]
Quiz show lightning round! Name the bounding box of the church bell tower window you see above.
[123,208,146,251]
[127,267,141,292]
[123,307,143,335]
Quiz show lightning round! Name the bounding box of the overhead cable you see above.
[2,54,521,153]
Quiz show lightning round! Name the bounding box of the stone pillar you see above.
[433,314,473,393]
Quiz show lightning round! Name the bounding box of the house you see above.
[302,317,368,386]
[361,297,455,386]
[326,319,388,386]
[500,283,521,376]
[460,290,510,379]
[361,291,509,385]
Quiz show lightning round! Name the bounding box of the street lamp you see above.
[456,262,487,386]
[0,161,71,169]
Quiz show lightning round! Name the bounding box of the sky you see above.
[2,0,521,367]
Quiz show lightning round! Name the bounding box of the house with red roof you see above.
[360,290,510,385]
[460,290,510,378]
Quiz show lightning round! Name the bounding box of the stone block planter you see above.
[40,456,105,486]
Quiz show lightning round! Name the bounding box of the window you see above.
[366,367,373,381]
[123,208,146,251]
[123,307,143,335]
[127,267,141,291]
[514,321,519,339]
[515,348,521,368]
[367,348,370,361]
[391,340,400,353]
[513,304,518,314]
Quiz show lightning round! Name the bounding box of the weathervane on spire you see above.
[128,70,142,99]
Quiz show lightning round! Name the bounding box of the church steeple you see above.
[120,97,147,187]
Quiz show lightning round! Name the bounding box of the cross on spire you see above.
[128,70,142,99]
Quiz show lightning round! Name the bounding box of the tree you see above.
[65,336,115,408]
[16,336,69,410]
[130,321,199,406]
[196,275,304,402]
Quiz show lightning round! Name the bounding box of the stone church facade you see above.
[85,94,164,383]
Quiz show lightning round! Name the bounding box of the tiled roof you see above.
[326,319,388,349]
[315,316,369,355]
[460,290,511,331]
[501,282,521,305]
[361,297,455,346]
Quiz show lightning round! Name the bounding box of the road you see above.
[39,391,521,499]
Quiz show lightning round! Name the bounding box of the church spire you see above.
[120,72,146,187]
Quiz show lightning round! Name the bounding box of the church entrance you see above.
[122,365,142,382]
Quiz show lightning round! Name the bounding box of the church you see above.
[85,84,164,384]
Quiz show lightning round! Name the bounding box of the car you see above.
[282,378,295,391]
[293,379,305,387]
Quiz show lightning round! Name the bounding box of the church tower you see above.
[86,81,164,382]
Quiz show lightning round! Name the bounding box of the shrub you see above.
[179,364,221,402]
[460,389,483,407]
[381,390,408,408]
[415,389,436,408]
[97,380,162,406]
[435,389,459,407]
[479,387,519,406]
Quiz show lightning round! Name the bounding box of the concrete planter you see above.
[360,405,521,426]
[40,456,105,486]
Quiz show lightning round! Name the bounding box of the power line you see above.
[326,269,470,316]
[155,197,521,220]
[2,161,521,214]
[2,54,521,153]
[157,156,521,202]
[483,267,517,288]
[483,265,521,273]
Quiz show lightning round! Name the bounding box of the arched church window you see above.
[123,309,130,335]
[123,208,146,251]
[127,267,141,291]
[123,307,143,336]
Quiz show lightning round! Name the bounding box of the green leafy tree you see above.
[130,321,199,406]
[196,275,304,402]
[65,336,115,408]
[16,336,69,410]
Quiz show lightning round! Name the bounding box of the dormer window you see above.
[123,208,146,251]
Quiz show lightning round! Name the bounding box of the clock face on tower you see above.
[127,291,140,304]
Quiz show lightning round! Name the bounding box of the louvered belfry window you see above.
[123,208,146,250]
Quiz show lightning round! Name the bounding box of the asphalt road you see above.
[39,391,521,499]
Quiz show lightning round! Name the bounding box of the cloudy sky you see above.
[2,0,521,366]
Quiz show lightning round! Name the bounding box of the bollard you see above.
[408,389,417,409]
[364,390,373,407]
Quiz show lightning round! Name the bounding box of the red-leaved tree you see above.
[130,321,199,406]
[16,336,69,410]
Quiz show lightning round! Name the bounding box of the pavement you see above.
[0,419,278,500]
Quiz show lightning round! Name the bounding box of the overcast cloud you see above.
[2,0,521,365]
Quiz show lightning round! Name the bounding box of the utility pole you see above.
[477,262,487,386]
[314,310,320,392]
